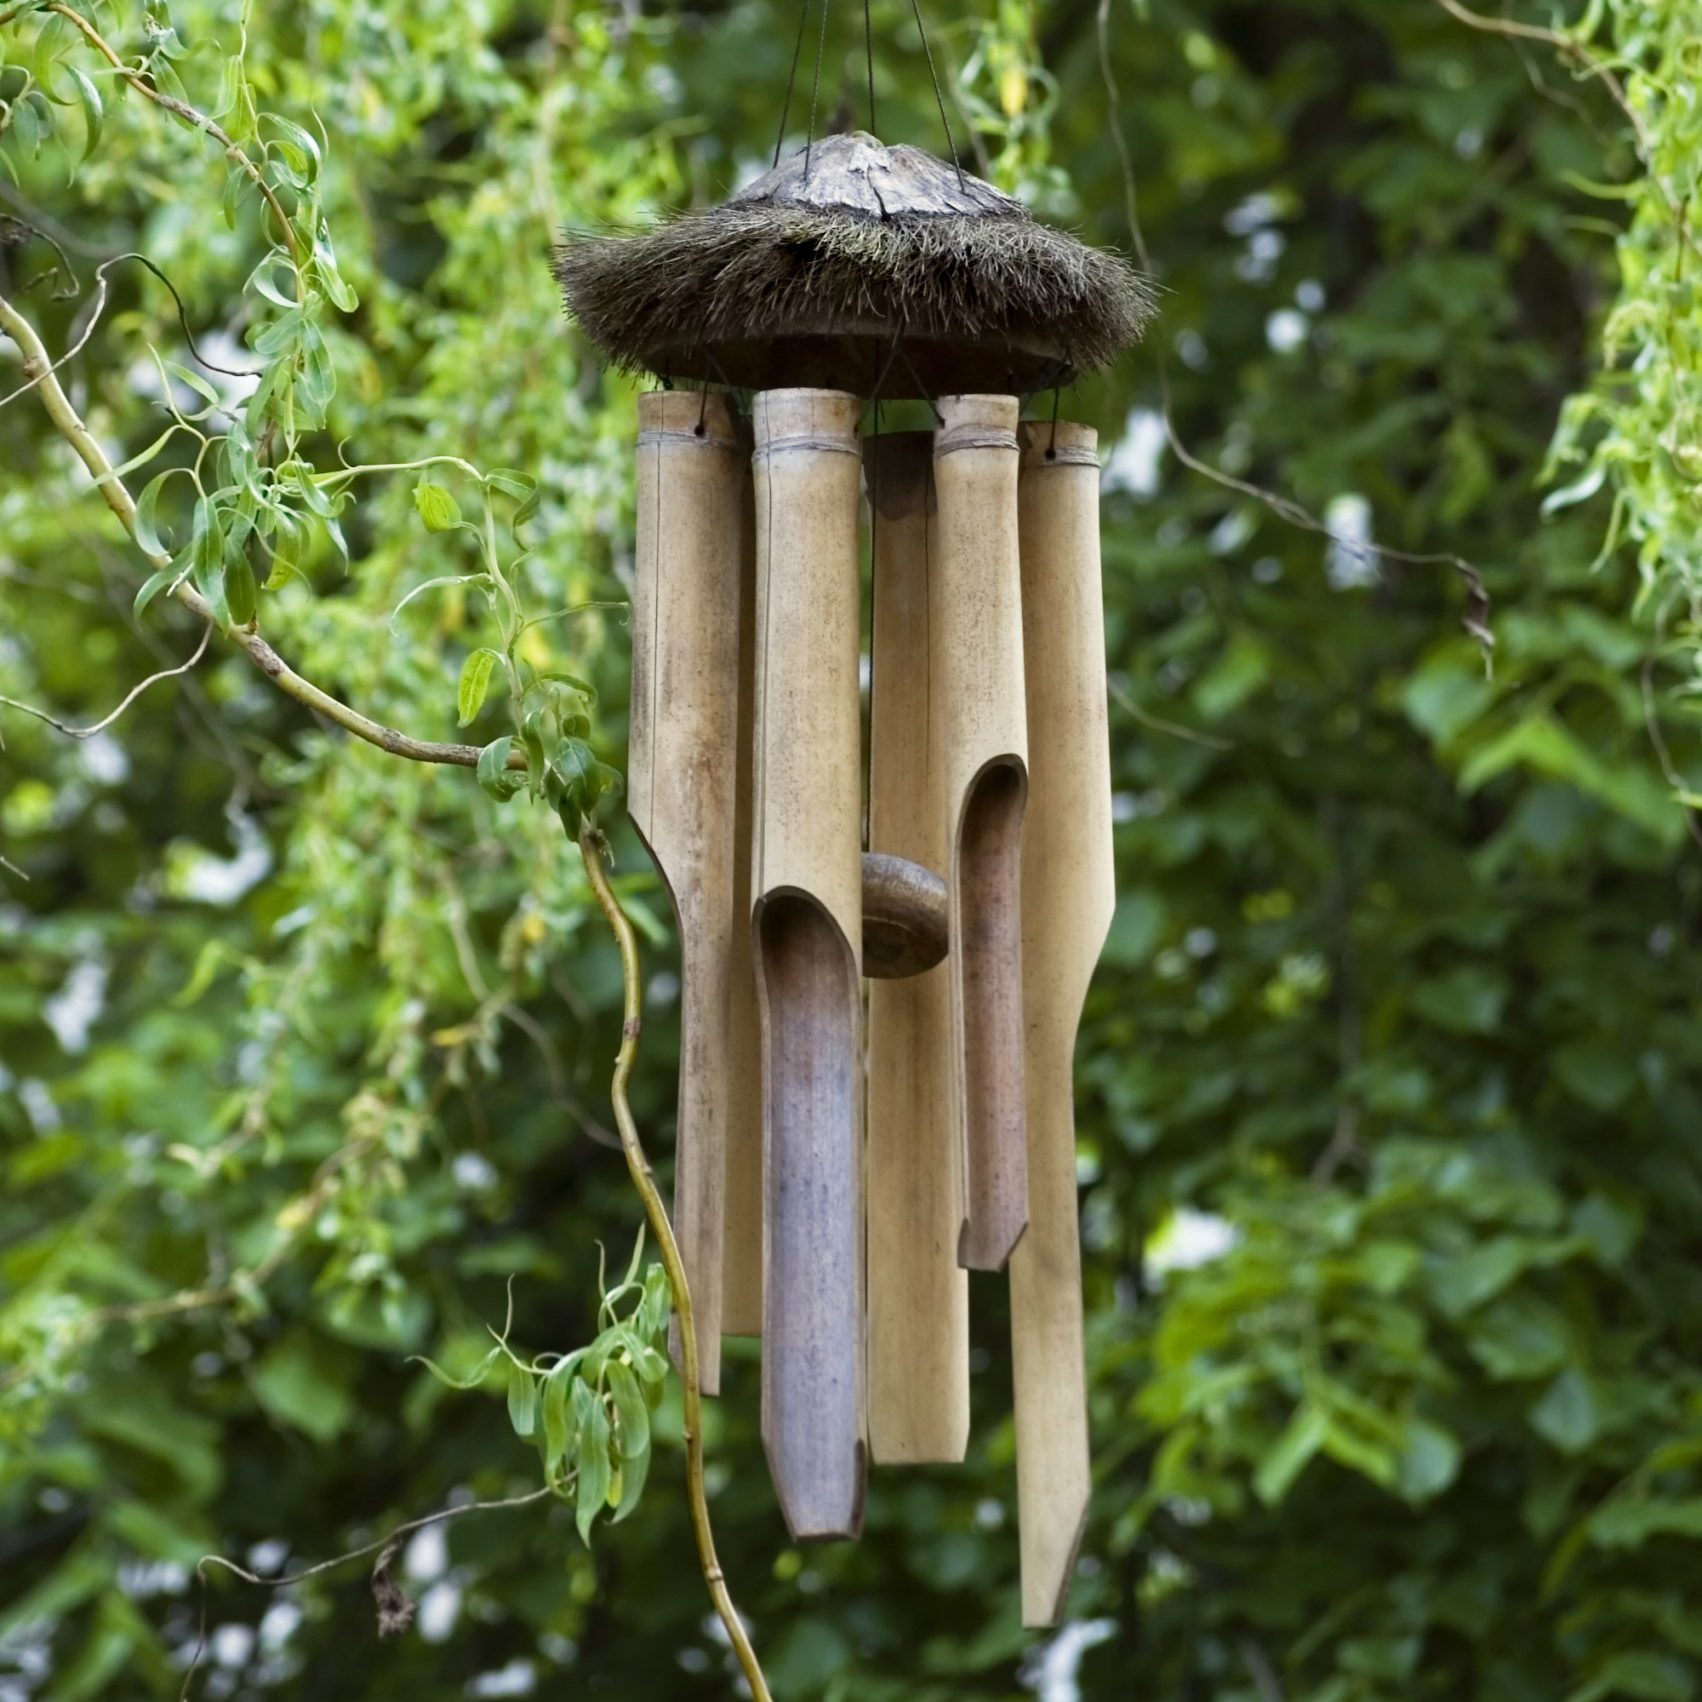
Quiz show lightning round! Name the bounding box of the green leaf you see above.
[133,468,180,562]
[1255,1403,1326,1505]
[457,647,500,728]
[66,64,101,163]
[414,479,462,533]
[607,1360,649,1461]
[263,114,322,184]
[611,1424,650,1522]
[1589,1497,1702,1551]
[253,1331,355,1442]
[1567,1651,1695,1702]
[313,233,358,312]
[477,735,525,802]
[1396,1417,1461,1503]
[1531,1368,1600,1455]
[541,1360,572,1479]
[507,1364,538,1440]
[162,359,223,415]
[224,552,257,627]
[574,1384,611,1545]
[484,468,536,502]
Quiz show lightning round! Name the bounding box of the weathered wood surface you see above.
[865,431,971,1465]
[932,394,1030,1273]
[728,130,1025,222]
[631,391,755,1396]
[860,851,949,980]
[750,388,867,1540]
[1010,420,1113,1627]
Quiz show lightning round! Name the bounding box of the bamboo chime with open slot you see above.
[554,124,1151,1626]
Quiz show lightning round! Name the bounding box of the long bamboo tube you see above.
[1010,420,1113,1627]
[932,393,1030,1273]
[631,391,755,1397]
[750,387,866,1541]
[721,458,765,1343]
[865,431,970,1465]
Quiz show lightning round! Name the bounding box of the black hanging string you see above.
[774,0,813,167]
[895,338,944,424]
[1047,384,1061,459]
[870,328,906,404]
[804,0,832,180]
[907,0,964,189]
[863,0,877,135]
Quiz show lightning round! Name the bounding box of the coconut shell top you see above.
[552,132,1155,397]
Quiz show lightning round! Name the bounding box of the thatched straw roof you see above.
[552,133,1155,397]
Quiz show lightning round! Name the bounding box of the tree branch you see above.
[0,287,524,772]
[41,2,306,276]
[575,822,772,1702]
[179,1487,554,1702]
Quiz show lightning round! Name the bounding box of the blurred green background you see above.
[3,1,1700,1697]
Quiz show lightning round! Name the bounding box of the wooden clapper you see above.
[558,129,1146,1626]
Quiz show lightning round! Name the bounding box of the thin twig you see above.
[179,1488,553,1702]
[1096,0,1494,659]
[1428,0,1666,199]
[576,822,772,1702]
[0,622,211,739]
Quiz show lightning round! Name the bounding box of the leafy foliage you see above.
[1,1,1699,1700]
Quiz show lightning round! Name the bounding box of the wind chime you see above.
[553,31,1150,1626]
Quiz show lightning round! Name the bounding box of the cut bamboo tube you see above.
[750,387,866,1541]
[1010,420,1113,1628]
[932,394,1029,1273]
[721,453,765,1343]
[865,431,970,1466]
[631,391,755,1397]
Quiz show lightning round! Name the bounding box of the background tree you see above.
[2,2,1699,1699]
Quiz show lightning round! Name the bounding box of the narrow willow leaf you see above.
[133,469,178,561]
[224,554,257,627]
[541,1361,572,1478]
[507,1364,538,1441]
[574,1388,611,1546]
[484,469,536,501]
[263,114,321,184]
[66,65,101,163]
[133,563,183,619]
[611,1431,649,1523]
[607,1361,649,1461]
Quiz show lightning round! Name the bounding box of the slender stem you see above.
[0,288,524,771]
[576,822,772,1702]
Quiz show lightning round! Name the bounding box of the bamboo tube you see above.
[750,387,866,1541]
[631,391,756,1397]
[721,466,765,1343]
[864,432,970,1465]
[932,393,1029,1272]
[1010,420,1113,1628]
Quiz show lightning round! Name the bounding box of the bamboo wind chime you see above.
[554,124,1151,1626]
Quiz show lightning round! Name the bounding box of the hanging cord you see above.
[869,328,906,404]
[863,0,878,134]
[907,0,964,188]
[804,0,833,180]
[1047,383,1061,459]
[774,0,813,167]
[895,338,944,424]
